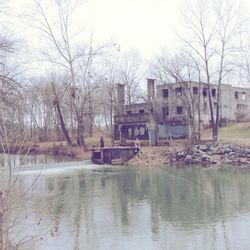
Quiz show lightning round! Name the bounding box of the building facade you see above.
[114,79,250,143]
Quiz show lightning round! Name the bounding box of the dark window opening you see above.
[162,106,169,116]
[193,87,198,95]
[237,104,247,109]
[176,106,183,114]
[175,87,182,96]
[162,89,168,98]
[212,89,216,97]
[235,92,238,99]
[214,102,217,107]
[203,88,207,97]
[139,109,144,114]
[127,111,132,115]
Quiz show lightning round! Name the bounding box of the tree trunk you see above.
[76,114,85,147]
[207,86,216,141]
[55,100,72,146]
[51,82,72,146]
[0,214,3,250]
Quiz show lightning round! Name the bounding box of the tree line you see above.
[1,0,250,149]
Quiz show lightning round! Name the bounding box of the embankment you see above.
[129,141,250,168]
[0,142,91,160]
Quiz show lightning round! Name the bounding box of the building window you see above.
[162,89,168,98]
[242,92,246,100]
[212,89,216,97]
[193,87,198,95]
[175,87,182,96]
[235,92,238,99]
[176,106,183,114]
[139,109,144,114]
[203,88,207,97]
[162,106,169,116]
[127,111,132,115]
[237,104,247,109]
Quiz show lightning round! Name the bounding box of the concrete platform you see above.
[91,147,138,165]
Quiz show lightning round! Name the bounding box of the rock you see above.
[223,158,233,164]
[223,147,232,153]
[193,150,201,156]
[216,148,226,154]
[185,155,193,164]
[192,158,200,164]
[201,154,210,162]
[176,151,185,160]
[210,146,217,155]
[200,144,210,152]
[239,158,247,164]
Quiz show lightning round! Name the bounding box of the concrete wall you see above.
[116,83,125,115]
[158,124,188,139]
[114,80,250,141]
[156,81,250,126]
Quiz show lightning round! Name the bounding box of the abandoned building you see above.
[114,79,250,144]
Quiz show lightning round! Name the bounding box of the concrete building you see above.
[114,79,250,143]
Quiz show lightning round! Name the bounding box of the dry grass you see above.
[202,122,250,145]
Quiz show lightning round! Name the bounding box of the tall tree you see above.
[26,0,107,146]
[178,0,242,140]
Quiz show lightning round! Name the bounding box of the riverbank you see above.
[129,123,250,167]
[0,141,91,160]
[129,141,250,168]
[3,121,250,168]
[3,140,250,168]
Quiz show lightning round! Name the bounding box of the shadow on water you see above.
[14,162,250,250]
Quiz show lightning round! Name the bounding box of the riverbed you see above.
[9,159,250,249]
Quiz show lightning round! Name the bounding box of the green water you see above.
[15,163,250,250]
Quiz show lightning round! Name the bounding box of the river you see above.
[8,157,250,249]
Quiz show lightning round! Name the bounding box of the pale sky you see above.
[84,0,183,59]
[6,0,250,63]
[83,0,250,59]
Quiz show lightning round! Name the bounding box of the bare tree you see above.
[150,51,202,141]
[178,0,242,140]
[118,51,143,104]
[25,0,108,146]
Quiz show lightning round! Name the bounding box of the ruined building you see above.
[114,79,250,144]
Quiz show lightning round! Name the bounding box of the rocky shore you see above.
[129,142,250,168]
[175,142,250,167]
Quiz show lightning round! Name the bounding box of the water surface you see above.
[14,162,250,250]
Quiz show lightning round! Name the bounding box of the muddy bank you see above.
[0,142,91,160]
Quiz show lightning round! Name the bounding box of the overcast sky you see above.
[84,0,250,59]
[7,0,250,60]
[6,0,250,77]
[84,0,183,59]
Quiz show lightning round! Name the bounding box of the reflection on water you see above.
[0,154,73,168]
[15,164,250,250]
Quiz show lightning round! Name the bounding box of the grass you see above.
[202,122,250,145]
